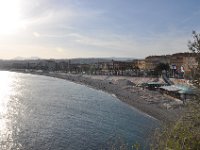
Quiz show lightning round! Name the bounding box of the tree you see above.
[188,31,200,88]
[154,63,170,76]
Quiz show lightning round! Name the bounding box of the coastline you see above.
[12,70,184,124]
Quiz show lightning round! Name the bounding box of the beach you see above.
[16,70,183,124]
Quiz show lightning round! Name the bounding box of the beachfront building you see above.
[96,60,134,76]
[145,55,170,70]
[56,61,68,71]
[46,60,57,71]
[113,61,133,76]
[132,59,146,70]
[170,53,198,78]
[101,61,114,74]
[28,62,38,69]
[132,59,146,76]
[12,61,29,69]
[137,60,146,70]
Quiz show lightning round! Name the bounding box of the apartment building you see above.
[145,55,170,70]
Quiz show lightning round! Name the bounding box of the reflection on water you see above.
[0,71,158,150]
[0,72,22,149]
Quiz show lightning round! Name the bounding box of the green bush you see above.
[153,102,200,150]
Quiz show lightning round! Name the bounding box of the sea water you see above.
[0,71,159,150]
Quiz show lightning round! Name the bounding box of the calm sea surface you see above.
[0,71,159,150]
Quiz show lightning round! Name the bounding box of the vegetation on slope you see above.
[153,101,200,150]
[153,31,200,150]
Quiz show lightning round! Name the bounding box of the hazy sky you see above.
[0,0,200,59]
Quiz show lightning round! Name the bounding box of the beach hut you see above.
[176,85,199,100]
[160,85,180,99]
[146,82,167,90]
[160,85,199,101]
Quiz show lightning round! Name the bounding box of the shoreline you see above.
[11,70,184,124]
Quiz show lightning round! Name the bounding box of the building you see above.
[170,53,198,77]
[96,60,134,75]
[145,55,170,70]
[112,61,133,75]
[132,59,146,70]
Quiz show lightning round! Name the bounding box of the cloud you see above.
[1,25,190,59]
[65,31,189,57]
[67,33,136,49]
[29,29,190,58]
[19,0,105,31]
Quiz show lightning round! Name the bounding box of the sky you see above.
[0,0,200,59]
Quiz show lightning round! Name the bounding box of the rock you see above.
[116,79,135,86]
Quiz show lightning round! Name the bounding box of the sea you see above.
[0,71,159,150]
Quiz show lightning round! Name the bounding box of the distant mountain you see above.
[12,56,40,60]
[69,58,111,64]
[10,57,136,64]
[12,56,25,60]
[29,56,41,60]
[107,57,136,61]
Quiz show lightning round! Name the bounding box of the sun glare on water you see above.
[0,0,22,34]
[0,72,13,113]
[0,72,18,149]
